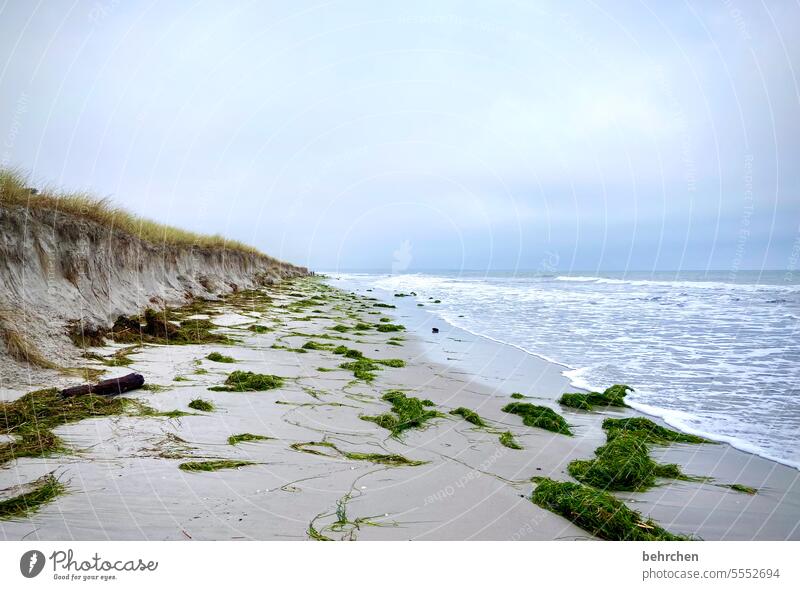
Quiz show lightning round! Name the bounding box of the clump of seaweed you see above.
[188,398,214,412]
[376,358,405,368]
[376,323,404,333]
[178,460,254,472]
[210,371,284,392]
[530,478,689,541]
[449,407,486,427]
[0,473,66,520]
[339,359,381,381]
[332,345,363,358]
[558,384,632,410]
[303,341,334,351]
[724,483,758,495]
[361,391,441,437]
[345,452,426,466]
[510,393,526,399]
[228,433,271,445]
[499,431,522,450]
[110,309,233,345]
[83,346,136,367]
[567,433,688,491]
[247,324,272,334]
[501,402,572,436]
[603,417,710,444]
[206,352,235,363]
[373,303,395,308]
[0,388,155,466]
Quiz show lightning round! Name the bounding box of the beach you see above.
[2,277,797,541]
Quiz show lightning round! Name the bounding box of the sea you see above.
[329,270,800,469]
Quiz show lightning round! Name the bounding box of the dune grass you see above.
[559,384,632,411]
[530,478,689,541]
[0,473,66,520]
[0,167,282,259]
[501,402,572,436]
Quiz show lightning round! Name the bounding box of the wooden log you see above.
[60,373,145,398]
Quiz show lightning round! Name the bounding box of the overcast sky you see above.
[1,1,798,273]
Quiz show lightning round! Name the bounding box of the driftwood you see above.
[60,373,145,398]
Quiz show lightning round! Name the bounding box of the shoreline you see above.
[330,274,800,471]
[331,276,800,539]
[1,277,798,540]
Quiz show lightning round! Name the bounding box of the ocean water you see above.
[331,270,800,469]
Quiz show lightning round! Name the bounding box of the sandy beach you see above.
[1,277,797,541]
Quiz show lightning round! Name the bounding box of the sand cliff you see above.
[0,202,307,385]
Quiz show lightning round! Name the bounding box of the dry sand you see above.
[1,279,798,540]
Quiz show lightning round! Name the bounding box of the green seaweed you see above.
[375,323,404,333]
[603,417,710,445]
[361,391,441,437]
[0,473,66,520]
[449,407,486,427]
[290,440,425,466]
[499,430,522,450]
[559,384,632,410]
[0,388,156,466]
[530,478,689,541]
[375,358,405,368]
[303,341,334,351]
[501,402,572,436]
[188,398,214,412]
[227,433,271,445]
[211,371,284,392]
[339,359,381,381]
[247,324,272,334]
[567,433,688,491]
[110,309,233,345]
[725,483,758,495]
[178,460,254,472]
[510,393,526,399]
[206,352,236,363]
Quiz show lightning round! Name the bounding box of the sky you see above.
[1,0,798,273]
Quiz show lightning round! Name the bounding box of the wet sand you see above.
[1,279,798,540]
